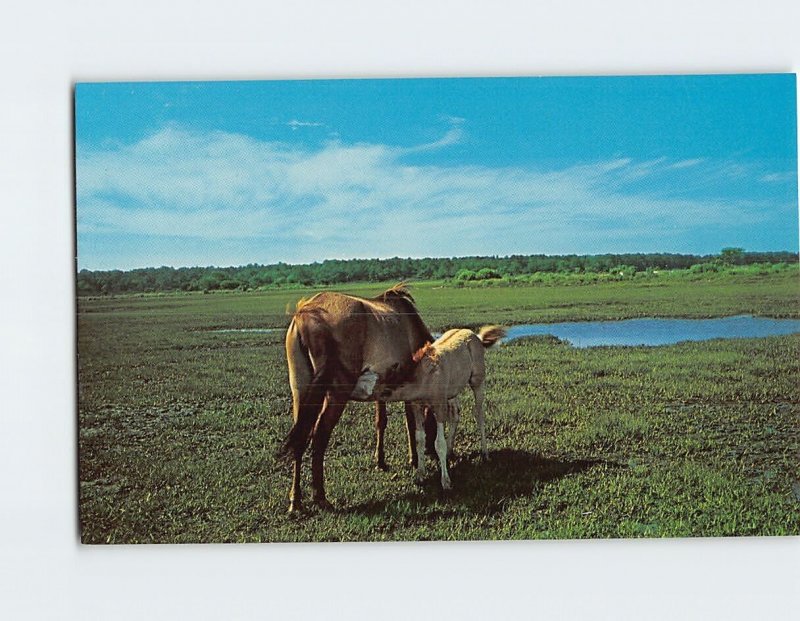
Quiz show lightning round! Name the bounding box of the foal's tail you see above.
[477,325,506,348]
[278,309,337,459]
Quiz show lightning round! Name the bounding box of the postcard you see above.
[76,75,799,543]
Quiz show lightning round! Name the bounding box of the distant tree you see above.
[718,247,745,266]
[476,267,502,280]
[454,269,474,281]
[610,264,637,278]
[75,249,799,295]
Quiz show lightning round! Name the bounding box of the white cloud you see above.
[77,125,781,266]
[287,120,324,130]
[402,125,465,153]
[761,172,796,183]
[667,158,705,169]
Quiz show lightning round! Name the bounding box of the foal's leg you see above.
[310,392,348,510]
[404,401,418,467]
[446,397,461,458]
[433,401,452,490]
[374,401,388,470]
[412,404,427,483]
[472,383,489,460]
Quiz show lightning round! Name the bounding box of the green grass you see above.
[78,270,800,542]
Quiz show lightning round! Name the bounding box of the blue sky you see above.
[75,75,798,270]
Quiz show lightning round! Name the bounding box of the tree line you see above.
[76,249,798,295]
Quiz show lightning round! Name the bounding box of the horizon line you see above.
[77,247,800,273]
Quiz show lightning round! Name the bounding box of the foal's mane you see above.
[412,341,438,364]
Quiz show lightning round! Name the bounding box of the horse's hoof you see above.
[313,497,335,511]
[481,451,490,461]
[288,501,302,514]
[441,480,452,491]
[375,460,389,472]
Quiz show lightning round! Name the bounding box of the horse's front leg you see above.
[310,392,348,510]
[374,401,388,470]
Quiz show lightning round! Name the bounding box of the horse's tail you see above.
[278,309,337,459]
[477,325,506,348]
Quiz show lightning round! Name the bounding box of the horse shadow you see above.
[347,448,620,518]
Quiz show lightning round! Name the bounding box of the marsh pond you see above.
[501,315,800,348]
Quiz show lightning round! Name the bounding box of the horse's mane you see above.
[374,283,433,335]
[364,283,429,332]
[376,282,415,304]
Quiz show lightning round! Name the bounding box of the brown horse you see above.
[280,284,436,512]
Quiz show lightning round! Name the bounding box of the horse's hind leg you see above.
[374,401,388,470]
[310,391,349,510]
[289,456,303,513]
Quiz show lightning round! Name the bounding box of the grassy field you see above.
[78,269,800,543]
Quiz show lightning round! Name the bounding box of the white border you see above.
[1,1,798,619]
